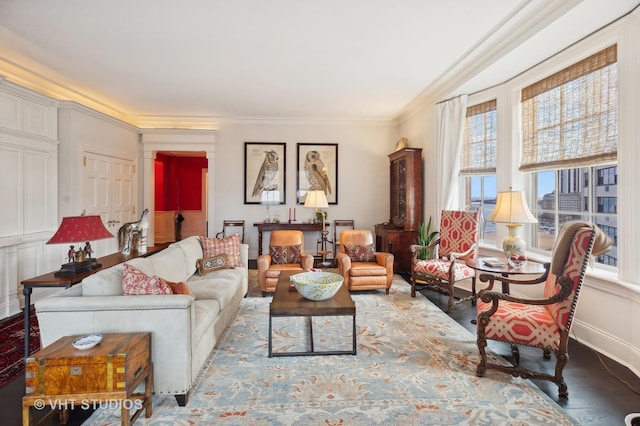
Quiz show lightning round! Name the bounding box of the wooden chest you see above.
[25,332,151,396]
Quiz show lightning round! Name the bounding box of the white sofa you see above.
[34,236,248,406]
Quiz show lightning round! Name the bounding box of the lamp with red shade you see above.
[47,215,114,276]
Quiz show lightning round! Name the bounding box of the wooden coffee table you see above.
[268,270,356,357]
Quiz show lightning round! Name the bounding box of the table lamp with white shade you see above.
[304,190,331,266]
[487,187,537,259]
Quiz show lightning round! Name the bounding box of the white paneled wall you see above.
[0,79,59,318]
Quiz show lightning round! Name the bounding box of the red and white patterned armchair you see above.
[410,210,480,313]
[476,221,612,398]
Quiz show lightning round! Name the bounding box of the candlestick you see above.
[288,208,291,223]
[293,208,296,221]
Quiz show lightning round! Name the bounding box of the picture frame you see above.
[244,142,286,205]
[296,143,338,205]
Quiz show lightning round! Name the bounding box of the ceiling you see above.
[0,0,638,127]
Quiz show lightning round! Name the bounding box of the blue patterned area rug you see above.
[86,277,577,425]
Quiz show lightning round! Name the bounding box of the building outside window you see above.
[522,45,618,268]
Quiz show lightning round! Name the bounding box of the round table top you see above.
[466,257,547,275]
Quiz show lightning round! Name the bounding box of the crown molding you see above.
[395,0,581,124]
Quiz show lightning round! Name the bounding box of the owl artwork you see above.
[252,150,279,197]
[304,150,332,195]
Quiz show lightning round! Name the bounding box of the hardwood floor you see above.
[420,287,640,425]
[2,283,639,425]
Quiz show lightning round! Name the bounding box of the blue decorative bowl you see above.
[290,272,343,301]
[72,333,103,350]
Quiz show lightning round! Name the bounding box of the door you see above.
[83,152,136,254]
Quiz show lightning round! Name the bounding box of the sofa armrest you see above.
[35,292,198,396]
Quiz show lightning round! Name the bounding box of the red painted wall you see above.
[154,154,207,211]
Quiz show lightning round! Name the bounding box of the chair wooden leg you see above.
[410,276,416,298]
[446,281,455,313]
[555,350,569,398]
[476,319,488,377]
[471,276,477,306]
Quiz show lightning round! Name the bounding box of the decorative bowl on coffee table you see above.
[290,271,343,301]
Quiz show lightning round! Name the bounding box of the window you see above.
[522,46,618,267]
[461,100,497,243]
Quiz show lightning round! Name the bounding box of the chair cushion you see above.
[349,262,386,276]
[343,243,376,262]
[413,259,475,282]
[477,299,561,350]
[438,210,480,260]
[269,244,301,264]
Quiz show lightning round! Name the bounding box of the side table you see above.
[23,332,152,426]
[21,245,167,358]
[465,257,549,294]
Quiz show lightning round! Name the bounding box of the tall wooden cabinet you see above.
[375,148,423,272]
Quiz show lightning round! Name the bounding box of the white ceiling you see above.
[0,0,637,127]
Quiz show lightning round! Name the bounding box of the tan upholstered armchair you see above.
[257,230,314,296]
[335,229,394,293]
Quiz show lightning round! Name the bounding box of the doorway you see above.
[153,151,208,243]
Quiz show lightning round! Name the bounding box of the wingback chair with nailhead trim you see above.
[475,221,612,398]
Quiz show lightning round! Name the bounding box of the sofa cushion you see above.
[187,268,244,310]
[343,243,376,262]
[192,299,220,348]
[122,263,173,295]
[170,236,202,277]
[148,245,190,282]
[125,257,155,277]
[269,244,301,264]
[197,254,230,275]
[82,264,124,296]
[200,234,242,267]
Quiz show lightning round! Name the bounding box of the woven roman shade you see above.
[461,99,497,175]
[520,45,618,171]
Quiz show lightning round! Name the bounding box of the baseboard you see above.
[571,318,640,378]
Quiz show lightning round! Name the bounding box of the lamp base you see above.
[502,223,526,259]
[54,258,101,277]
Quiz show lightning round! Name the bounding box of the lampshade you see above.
[487,189,537,225]
[47,215,113,244]
[487,188,537,262]
[304,190,329,209]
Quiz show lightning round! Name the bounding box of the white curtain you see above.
[435,94,468,221]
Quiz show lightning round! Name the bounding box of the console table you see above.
[253,222,329,256]
[21,245,167,358]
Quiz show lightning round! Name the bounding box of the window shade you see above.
[461,99,497,175]
[520,45,617,172]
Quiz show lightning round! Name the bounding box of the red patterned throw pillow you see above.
[200,234,242,267]
[122,263,173,295]
[269,244,302,264]
[343,244,376,262]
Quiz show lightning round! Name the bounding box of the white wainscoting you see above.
[0,81,59,320]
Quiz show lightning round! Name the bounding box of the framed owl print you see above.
[244,142,286,205]
[296,143,338,205]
